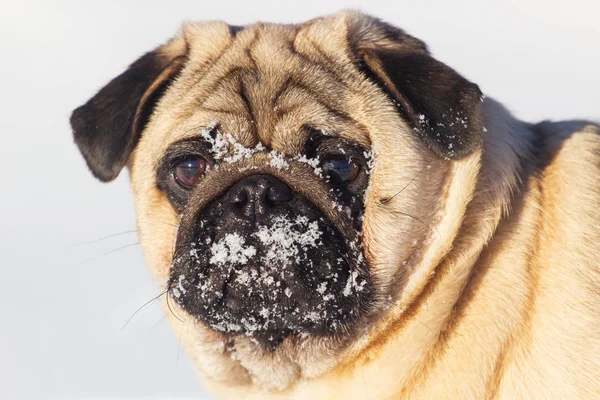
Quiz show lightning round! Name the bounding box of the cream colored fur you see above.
[125,11,600,399]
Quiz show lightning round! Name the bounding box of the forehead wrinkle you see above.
[270,97,333,153]
[270,122,307,154]
[167,29,260,125]
[154,21,372,158]
[284,44,351,113]
[274,84,371,147]
[241,32,301,145]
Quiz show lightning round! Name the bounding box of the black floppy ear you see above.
[347,13,484,159]
[70,38,188,182]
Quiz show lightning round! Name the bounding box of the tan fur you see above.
[125,11,600,399]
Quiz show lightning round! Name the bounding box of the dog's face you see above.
[71,11,483,389]
[165,127,373,343]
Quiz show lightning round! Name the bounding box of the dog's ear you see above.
[70,37,188,182]
[346,12,484,159]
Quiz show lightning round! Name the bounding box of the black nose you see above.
[225,175,294,220]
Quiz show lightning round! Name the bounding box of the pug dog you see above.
[70,10,600,400]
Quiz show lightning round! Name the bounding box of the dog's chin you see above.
[168,203,371,348]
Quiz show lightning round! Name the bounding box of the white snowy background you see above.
[0,0,598,398]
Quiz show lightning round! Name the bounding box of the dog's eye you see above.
[322,158,360,186]
[174,156,208,188]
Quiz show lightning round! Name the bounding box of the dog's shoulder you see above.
[532,119,600,197]
[515,119,600,398]
[533,119,600,162]
[531,118,600,267]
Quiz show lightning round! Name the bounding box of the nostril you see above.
[227,187,249,206]
[267,183,293,203]
[224,175,294,220]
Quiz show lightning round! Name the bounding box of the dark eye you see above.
[322,158,360,186]
[173,156,208,188]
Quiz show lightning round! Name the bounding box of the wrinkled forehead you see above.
[143,20,372,159]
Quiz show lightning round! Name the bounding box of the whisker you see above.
[380,165,427,205]
[146,315,168,336]
[382,297,435,335]
[170,242,198,262]
[176,319,189,366]
[391,210,438,239]
[79,242,140,264]
[121,288,169,331]
[406,309,435,335]
[165,289,184,323]
[67,230,137,248]
[135,218,181,229]
[171,225,179,259]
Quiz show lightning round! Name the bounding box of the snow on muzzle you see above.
[168,174,372,344]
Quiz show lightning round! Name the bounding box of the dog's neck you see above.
[202,98,540,399]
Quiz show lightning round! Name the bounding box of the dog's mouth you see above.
[168,174,371,345]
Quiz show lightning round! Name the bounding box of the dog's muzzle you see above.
[168,174,371,345]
